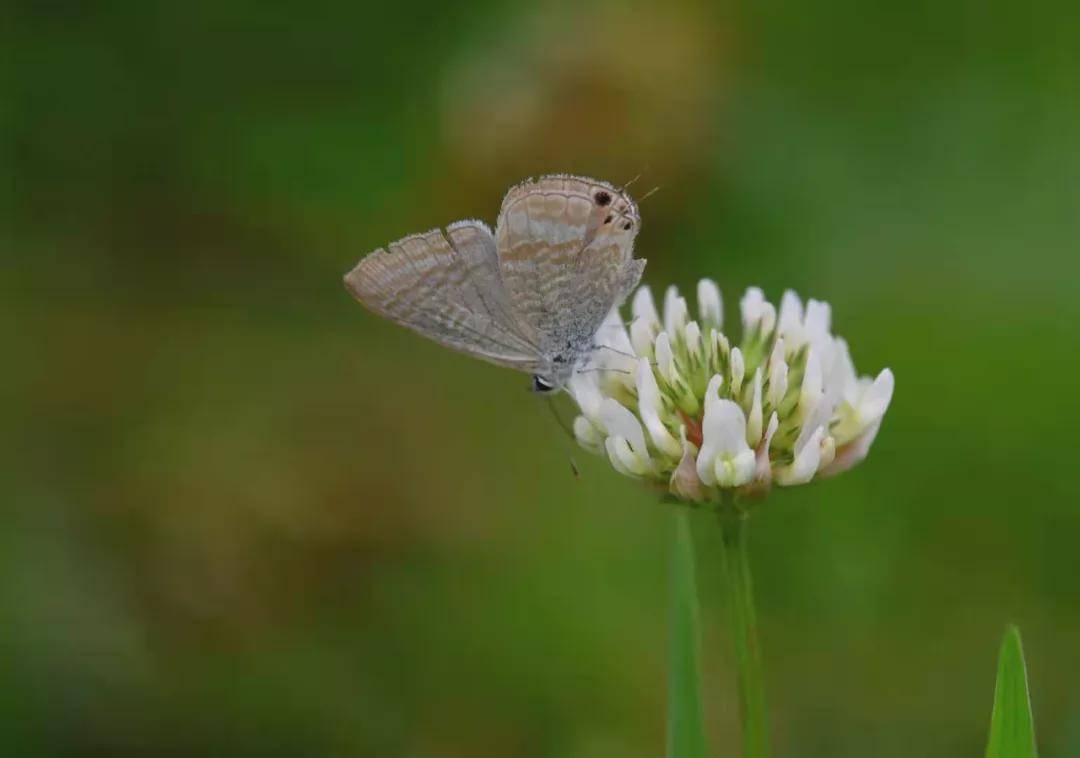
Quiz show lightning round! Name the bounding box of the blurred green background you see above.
[5,0,1079,755]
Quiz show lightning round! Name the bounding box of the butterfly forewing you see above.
[344,221,544,370]
[495,176,645,373]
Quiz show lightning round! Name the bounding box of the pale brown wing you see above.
[344,220,544,371]
[494,175,646,366]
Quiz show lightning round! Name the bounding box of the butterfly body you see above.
[344,175,645,391]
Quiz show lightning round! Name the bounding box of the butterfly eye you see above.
[594,191,612,206]
[532,375,557,394]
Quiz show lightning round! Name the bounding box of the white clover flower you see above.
[569,282,894,503]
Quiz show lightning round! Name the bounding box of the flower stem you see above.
[719,510,771,758]
[668,509,707,758]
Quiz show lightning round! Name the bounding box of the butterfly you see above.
[344,175,646,393]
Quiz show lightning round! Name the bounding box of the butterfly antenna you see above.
[593,344,638,360]
[576,366,632,376]
[638,185,661,203]
[583,352,659,370]
[619,173,643,193]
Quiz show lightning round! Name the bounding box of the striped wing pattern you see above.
[494,176,644,365]
[344,220,543,370]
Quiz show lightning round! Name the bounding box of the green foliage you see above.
[985,627,1037,758]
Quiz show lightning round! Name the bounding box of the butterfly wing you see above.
[494,175,646,369]
[344,221,544,371]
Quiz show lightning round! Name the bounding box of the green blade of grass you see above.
[668,509,707,758]
[985,625,1038,758]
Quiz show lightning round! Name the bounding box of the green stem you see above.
[719,511,771,758]
[668,509,707,758]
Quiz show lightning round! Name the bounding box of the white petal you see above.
[767,351,788,409]
[697,279,723,328]
[632,286,660,328]
[761,302,777,334]
[820,418,882,477]
[663,286,689,338]
[730,347,745,397]
[819,369,892,476]
[819,434,836,471]
[799,349,824,420]
[567,372,604,419]
[859,368,894,426]
[777,290,804,337]
[804,299,835,367]
[630,316,657,358]
[740,287,776,335]
[714,330,730,357]
[635,358,682,458]
[802,349,823,401]
[654,332,676,383]
[684,321,702,358]
[596,307,633,352]
[715,448,756,488]
[573,416,605,453]
[694,454,715,486]
[703,397,753,458]
[777,426,824,486]
[599,398,649,459]
[770,335,787,364]
[694,375,725,486]
[669,431,706,502]
[740,287,765,327]
[832,338,858,398]
[804,299,832,340]
[746,368,763,447]
[605,436,639,476]
[585,308,636,379]
[702,373,723,415]
[755,412,779,483]
[821,336,852,411]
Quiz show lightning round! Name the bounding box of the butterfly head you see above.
[590,186,640,244]
[531,374,559,394]
[531,348,586,394]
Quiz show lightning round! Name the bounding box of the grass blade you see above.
[668,509,707,758]
[985,625,1038,758]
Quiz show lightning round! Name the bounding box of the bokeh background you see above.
[6,0,1080,755]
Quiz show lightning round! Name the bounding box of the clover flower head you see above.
[568,280,894,504]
